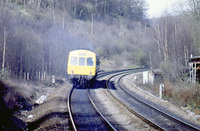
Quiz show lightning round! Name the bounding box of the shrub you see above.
[0,79,40,111]
[0,68,12,79]
[163,81,200,111]
[163,81,174,99]
[159,61,184,83]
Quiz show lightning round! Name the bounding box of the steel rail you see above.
[105,71,164,130]
[97,68,148,78]
[86,69,140,130]
[117,73,200,131]
[88,89,117,131]
[67,68,148,131]
[67,69,131,131]
[106,71,200,131]
[67,87,77,131]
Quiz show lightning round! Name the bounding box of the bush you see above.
[0,79,39,111]
[0,68,12,79]
[159,61,185,83]
[163,81,200,112]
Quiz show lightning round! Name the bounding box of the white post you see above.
[39,71,40,80]
[24,72,26,80]
[192,64,194,83]
[52,75,55,84]
[41,72,43,81]
[27,73,29,80]
[143,71,148,84]
[44,71,46,80]
[160,84,164,99]
[194,63,196,83]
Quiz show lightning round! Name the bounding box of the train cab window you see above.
[79,57,85,66]
[87,57,94,66]
[70,57,78,65]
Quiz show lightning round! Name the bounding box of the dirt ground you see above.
[25,81,72,130]
[0,79,72,131]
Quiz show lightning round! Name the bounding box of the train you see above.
[67,49,100,84]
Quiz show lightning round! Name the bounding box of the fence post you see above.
[44,71,46,80]
[27,73,29,80]
[24,72,26,80]
[159,84,164,99]
[39,71,41,80]
[52,75,55,84]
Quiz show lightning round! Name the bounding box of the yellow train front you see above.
[67,49,99,83]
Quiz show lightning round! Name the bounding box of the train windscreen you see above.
[70,57,78,65]
[79,57,85,66]
[87,57,94,66]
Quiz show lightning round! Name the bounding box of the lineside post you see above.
[159,84,164,99]
[52,75,55,84]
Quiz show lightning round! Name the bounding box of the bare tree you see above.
[152,16,169,62]
[0,7,11,74]
[175,0,200,55]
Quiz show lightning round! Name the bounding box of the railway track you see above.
[68,68,150,130]
[106,72,200,131]
[68,85,117,131]
[68,68,200,130]
[88,69,157,130]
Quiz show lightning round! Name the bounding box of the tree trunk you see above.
[91,11,94,34]
[19,52,23,79]
[63,11,65,29]
[52,0,55,23]
[104,0,107,16]
[154,24,162,61]
[37,0,41,10]
[74,0,77,19]
[41,49,44,80]
[49,50,52,76]
[164,16,168,62]
[2,25,6,74]
[24,0,26,12]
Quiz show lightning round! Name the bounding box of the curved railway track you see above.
[106,72,200,131]
[68,85,117,131]
[68,68,148,130]
[68,68,200,130]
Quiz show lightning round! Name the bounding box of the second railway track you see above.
[106,72,200,131]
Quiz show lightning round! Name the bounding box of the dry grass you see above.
[0,79,41,111]
[163,81,200,113]
[163,82,175,99]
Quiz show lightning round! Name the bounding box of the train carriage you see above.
[67,49,99,82]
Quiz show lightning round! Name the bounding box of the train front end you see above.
[67,50,97,81]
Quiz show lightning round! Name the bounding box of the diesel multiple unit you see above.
[67,49,99,81]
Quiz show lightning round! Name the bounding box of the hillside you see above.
[0,0,150,79]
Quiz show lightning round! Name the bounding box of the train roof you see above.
[69,49,96,56]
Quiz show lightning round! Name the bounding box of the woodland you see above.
[0,0,199,81]
[0,0,200,113]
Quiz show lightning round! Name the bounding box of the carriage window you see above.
[87,57,94,66]
[79,57,85,66]
[70,57,78,65]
